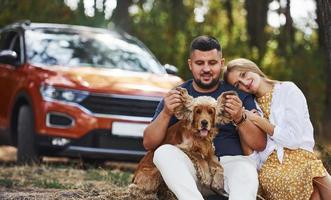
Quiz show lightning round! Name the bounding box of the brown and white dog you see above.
[111,88,235,200]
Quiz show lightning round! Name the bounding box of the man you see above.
[143,35,266,200]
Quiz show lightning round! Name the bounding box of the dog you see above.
[111,88,235,200]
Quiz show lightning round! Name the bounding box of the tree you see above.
[69,0,108,27]
[129,0,192,78]
[111,0,133,33]
[244,0,271,61]
[0,0,74,27]
[316,0,331,137]
[277,0,295,56]
[224,0,234,35]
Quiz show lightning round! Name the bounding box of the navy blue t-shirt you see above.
[152,79,257,157]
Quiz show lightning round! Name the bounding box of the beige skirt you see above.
[259,148,327,200]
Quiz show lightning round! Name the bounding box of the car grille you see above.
[79,94,161,117]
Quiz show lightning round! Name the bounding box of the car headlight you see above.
[40,85,89,103]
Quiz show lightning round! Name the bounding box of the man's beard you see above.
[193,74,220,90]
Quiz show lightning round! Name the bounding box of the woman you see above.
[223,58,331,200]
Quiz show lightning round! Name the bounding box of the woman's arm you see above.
[245,110,275,135]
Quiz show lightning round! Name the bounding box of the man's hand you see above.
[143,88,183,150]
[224,94,244,123]
[162,89,183,116]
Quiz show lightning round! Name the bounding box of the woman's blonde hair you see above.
[223,58,275,83]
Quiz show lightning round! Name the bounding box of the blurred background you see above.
[0,0,330,142]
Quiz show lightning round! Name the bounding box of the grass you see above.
[0,145,330,199]
[0,162,134,192]
[107,169,132,187]
[84,168,132,186]
[32,179,70,189]
[0,178,14,188]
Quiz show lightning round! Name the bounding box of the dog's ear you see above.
[173,87,194,121]
[216,91,238,125]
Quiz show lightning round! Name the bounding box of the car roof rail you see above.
[3,20,31,29]
[13,19,31,26]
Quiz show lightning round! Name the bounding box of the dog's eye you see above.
[208,108,215,115]
[195,109,202,114]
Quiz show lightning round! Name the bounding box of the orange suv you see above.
[0,21,182,163]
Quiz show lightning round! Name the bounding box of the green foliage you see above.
[129,0,193,79]
[32,178,70,189]
[84,168,132,187]
[0,178,14,188]
[85,169,107,181]
[0,0,74,27]
[108,170,132,187]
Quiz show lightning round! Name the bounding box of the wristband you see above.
[232,112,247,127]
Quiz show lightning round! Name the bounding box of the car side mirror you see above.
[164,64,179,76]
[0,50,18,65]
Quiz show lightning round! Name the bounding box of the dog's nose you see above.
[201,120,208,127]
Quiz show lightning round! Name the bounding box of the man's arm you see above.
[143,89,182,150]
[224,94,266,153]
[236,116,266,152]
[143,110,172,150]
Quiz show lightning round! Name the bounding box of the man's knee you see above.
[153,144,178,165]
[223,159,258,199]
[226,160,258,190]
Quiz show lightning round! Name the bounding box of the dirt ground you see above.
[1,145,331,200]
[0,146,137,200]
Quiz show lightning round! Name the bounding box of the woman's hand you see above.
[245,109,260,124]
[245,109,275,135]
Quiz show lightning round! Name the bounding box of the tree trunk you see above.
[169,0,187,31]
[277,0,295,56]
[224,0,234,34]
[244,0,271,61]
[111,0,133,33]
[316,0,331,137]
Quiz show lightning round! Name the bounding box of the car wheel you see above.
[17,105,40,164]
[82,158,106,168]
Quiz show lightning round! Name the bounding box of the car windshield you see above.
[25,28,166,74]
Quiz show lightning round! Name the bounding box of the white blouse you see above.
[254,81,315,169]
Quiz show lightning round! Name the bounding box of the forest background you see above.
[1,0,330,143]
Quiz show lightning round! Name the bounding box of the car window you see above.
[0,31,21,63]
[0,32,4,50]
[0,31,10,51]
[25,28,166,74]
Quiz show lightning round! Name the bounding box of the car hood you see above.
[42,66,183,96]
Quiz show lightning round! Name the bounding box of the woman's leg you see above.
[313,172,331,200]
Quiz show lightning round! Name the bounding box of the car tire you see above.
[17,105,40,164]
[82,157,105,168]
